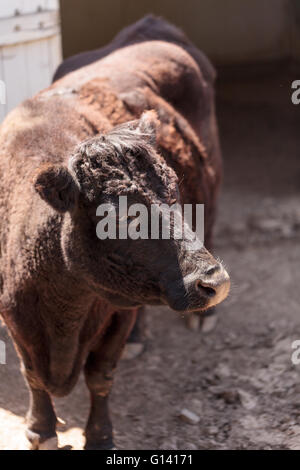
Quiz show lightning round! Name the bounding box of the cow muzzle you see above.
[192,263,230,309]
[162,262,230,312]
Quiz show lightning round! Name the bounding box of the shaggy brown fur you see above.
[0,16,228,449]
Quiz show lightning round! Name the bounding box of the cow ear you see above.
[137,110,159,144]
[33,164,78,213]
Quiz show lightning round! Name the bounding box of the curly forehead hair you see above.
[69,112,178,204]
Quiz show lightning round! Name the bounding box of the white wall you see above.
[0,0,61,122]
[0,0,59,18]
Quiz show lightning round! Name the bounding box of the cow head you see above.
[33,111,230,312]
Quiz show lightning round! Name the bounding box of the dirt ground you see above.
[0,74,300,450]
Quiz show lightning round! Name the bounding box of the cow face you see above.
[33,111,229,312]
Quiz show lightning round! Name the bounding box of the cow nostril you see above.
[205,265,220,276]
[195,281,216,298]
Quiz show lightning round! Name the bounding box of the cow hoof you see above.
[85,446,118,450]
[26,430,59,450]
[199,313,218,333]
[84,441,116,450]
[121,342,144,360]
[186,313,200,331]
[38,436,59,450]
[186,312,218,333]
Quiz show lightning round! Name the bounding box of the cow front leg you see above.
[25,386,58,450]
[84,309,137,450]
[122,307,145,360]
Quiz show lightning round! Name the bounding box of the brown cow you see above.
[0,16,229,449]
